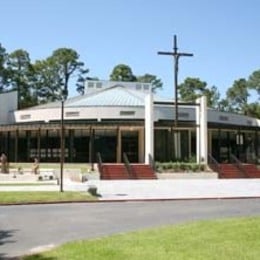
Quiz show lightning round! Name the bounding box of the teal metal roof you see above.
[25,85,170,110]
[67,86,145,107]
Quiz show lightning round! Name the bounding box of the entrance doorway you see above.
[121,130,139,162]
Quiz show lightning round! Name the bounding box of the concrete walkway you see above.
[85,179,260,200]
[0,178,260,201]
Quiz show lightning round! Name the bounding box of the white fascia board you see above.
[208,110,260,127]
[13,105,260,128]
[14,106,145,123]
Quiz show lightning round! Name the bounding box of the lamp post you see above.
[60,94,65,192]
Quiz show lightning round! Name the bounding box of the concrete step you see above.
[131,164,157,179]
[0,173,38,182]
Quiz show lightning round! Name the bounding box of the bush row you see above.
[155,162,206,173]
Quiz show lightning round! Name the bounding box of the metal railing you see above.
[96,152,103,177]
[148,154,156,172]
[208,153,222,177]
[123,152,134,179]
[230,154,247,178]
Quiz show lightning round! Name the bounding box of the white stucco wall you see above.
[13,97,260,128]
[14,106,145,123]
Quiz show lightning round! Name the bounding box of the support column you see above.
[26,131,31,162]
[15,129,18,162]
[174,131,181,160]
[145,93,154,164]
[69,129,74,163]
[116,127,121,163]
[139,128,145,163]
[196,99,200,164]
[196,96,208,164]
[208,130,212,157]
[255,130,259,164]
[37,128,41,160]
[188,130,192,159]
[89,127,92,163]
[200,96,208,164]
[170,127,173,161]
[89,127,95,169]
[6,132,10,160]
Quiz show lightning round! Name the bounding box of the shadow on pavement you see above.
[0,229,17,260]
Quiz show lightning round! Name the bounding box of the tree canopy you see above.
[248,69,260,96]
[178,76,260,118]
[110,64,137,82]
[0,44,8,92]
[49,48,89,100]
[7,49,36,108]
[0,41,259,118]
[225,78,249,113]
[110,64,163,92]
[178,77,220,108]
[33,48,89,102]
[221,77,260,117]
[0,46,90,106]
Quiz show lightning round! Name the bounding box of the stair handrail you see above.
[96,152,103,177]
[208,153,222,176]
[230,154,247,178]
[123,152,134,179]
[148,153,156,172]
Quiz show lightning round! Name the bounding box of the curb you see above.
[1,196,260,206]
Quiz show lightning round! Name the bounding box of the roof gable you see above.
[67,85,146,107]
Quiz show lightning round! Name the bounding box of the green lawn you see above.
[0,191,96,204]
[22,217,260,260]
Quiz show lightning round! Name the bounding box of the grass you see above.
[0,191,96,204]
[21,217,260,260]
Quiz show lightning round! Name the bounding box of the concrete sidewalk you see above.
[85,179,260,200]
[1,179,259,201]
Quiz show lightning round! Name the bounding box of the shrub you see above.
[155,161,206,173]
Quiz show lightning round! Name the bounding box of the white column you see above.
[145,93,154,164]
[196,96,208,165]
[200,96,208,164]
[116,128,121,163]
[196,98,201,164]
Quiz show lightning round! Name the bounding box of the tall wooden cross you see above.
[158,35,193,126]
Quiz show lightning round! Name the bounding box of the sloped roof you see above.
[67,85,145,107]
[24,84,169,110]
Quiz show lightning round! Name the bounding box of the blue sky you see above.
[1,0,260,99]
